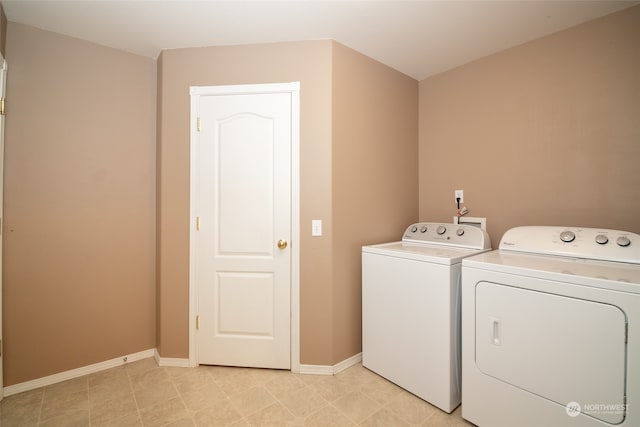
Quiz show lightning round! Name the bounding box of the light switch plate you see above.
[312,220,322,236]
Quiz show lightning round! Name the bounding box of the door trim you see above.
[188,82,300,372]
[0,55,7,401]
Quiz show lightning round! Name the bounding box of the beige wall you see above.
[8,2,635,384]
[419,6,640,246]
[4,23,157,385]
[331,43,418,363]
[156,41,335,362]
[157,41,419,365]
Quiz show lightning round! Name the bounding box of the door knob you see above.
[277,240,288,250]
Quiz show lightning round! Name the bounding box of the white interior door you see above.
[191,83,297,369]
[0,56,7,400]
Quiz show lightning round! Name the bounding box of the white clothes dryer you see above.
[362,222,491,413]
[462,226,640,426]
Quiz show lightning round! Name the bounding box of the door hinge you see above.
[196,117,201,132]
[0,97,5,116]
[196,216,200,230]
[196,315,200,330]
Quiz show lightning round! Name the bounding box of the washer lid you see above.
[363,241,488,264]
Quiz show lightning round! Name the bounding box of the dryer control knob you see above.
[456,228,465,236]
[560,231,575,243]
[595,234,609,245]
[436,225,447,235]
[617,236,631,247]
[411,226,418,233]
[420,226,427,233]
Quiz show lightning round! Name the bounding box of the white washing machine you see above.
[462,226,640,426]
[362,222,491,413]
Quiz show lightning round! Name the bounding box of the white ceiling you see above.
[2,0,638,80]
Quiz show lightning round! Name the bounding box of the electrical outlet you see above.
[455,190,464,203]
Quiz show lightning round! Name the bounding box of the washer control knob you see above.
[420,226,427,233]
[617,236,631,247]
[436,225,447,235]
[560,231,575,243]
[595,234,609,245]
[411,226,418,233]
[456,228,465,236]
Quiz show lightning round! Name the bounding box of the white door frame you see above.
[188,82,300,372]
[0,55,7,400]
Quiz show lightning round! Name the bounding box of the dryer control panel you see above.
[402,222,491,250]
[499,226,640,264]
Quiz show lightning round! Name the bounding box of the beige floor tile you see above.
[335,365,379,388]
[203,365,251,381]
[180,382,228,413]
[130,366,171,391]
[229,386,277,417]
[44,376,88,396]
[193,398,243,426]
[125,357,159,378]
[172,367,216,394]
[88,366,129,388]
[248,367,291,386]
[90,393,139,426]
[164,366,193,378]
[360,408,409,427]
[134,379,179,409]
[0,388,43,426]
[332,391,379,424]
[421,408,474,426]
[0,361,470,427]
[264,373,307,400]
[93,412,143,427]
[216,369,264,397]
[230,418,252,427]
[38,409,90,427]
[359,374,403,405]
[304,405,355,426]
[90,381,134,405]
[0,407,40,426]
[88,367,133,404]
[244,402,296,426]
[278,387,328,418]
[164,416,197,426]
[386,391,440,424]
[308,376,357,402]
[40,389,89,422]
[139,396,189,427]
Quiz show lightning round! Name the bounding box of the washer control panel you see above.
[403,222,491,250]
[500,226,640,264]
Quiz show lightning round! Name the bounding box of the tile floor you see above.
[0,358,474,426]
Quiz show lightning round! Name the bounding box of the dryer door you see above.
[475,281,627,424]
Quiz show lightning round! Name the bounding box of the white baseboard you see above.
[154,349,191,368]
[299,352,362,376]
[3,350,362,396]
[3,348,156,397]
[299,364,333,375]
[333,352,362,374]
